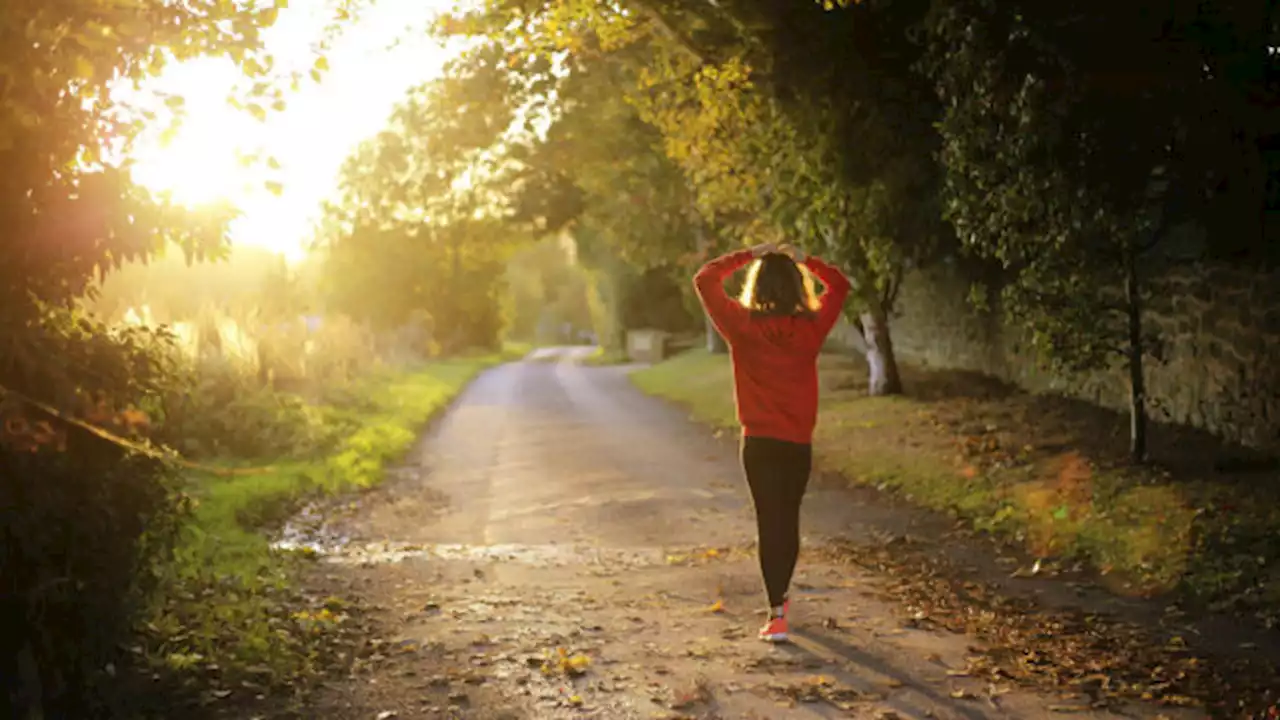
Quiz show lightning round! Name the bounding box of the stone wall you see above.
[840,256,1280,454]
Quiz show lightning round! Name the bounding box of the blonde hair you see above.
[738,253,820,316]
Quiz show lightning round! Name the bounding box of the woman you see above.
[693,241,851,642]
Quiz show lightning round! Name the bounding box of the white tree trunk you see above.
[859,305,903,396]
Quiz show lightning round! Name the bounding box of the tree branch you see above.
[882,264,904,309]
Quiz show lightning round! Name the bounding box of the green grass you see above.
[581,346,631,366]
[630,349,1273,606]
[630,349,737,427]
[144,349,515,691]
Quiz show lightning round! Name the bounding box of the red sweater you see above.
[693,249,852,445]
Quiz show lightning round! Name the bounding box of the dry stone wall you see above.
[834,256,1280,454]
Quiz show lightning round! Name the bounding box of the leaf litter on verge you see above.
[812,537,1280,716]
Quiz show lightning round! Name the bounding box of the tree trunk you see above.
[859,303,903,396]
[1124,246,1148,462]
[705,312,727,354]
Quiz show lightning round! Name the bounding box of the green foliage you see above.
[155,361,332,460]
[518,44,703,271]
[320,57,523,352]
[629,20,943,313]
[0,316,190,717]
[923,0,1276,371]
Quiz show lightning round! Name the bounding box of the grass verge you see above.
[631,348,1280,627]
[581,346,631,366]
[134,348,518,711]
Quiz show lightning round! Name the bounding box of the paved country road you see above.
[288,348,1202,720]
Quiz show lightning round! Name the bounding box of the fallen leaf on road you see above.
[542,647,591,677]
[671,675,712,709]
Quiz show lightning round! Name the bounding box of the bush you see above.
[0,447,185,718]
[154,356,336,461]
[0,315,189,719]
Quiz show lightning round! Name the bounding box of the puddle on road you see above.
[272,509,668,569]
[276,538,668,568]
[273,500,754,570]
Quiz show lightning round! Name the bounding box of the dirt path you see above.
[290,348,1204,720]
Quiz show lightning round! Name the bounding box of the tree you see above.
[922,0,1279,460]
[319,53,522,352]
[0,0,295,715]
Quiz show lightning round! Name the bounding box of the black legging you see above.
[741,435,813,608]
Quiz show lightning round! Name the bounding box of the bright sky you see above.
[128,0,465,262]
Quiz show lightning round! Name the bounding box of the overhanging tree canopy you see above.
[434,0,953,392]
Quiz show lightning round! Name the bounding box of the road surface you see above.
[292,347,1200,719]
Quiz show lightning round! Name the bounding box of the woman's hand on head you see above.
[779,244,806,263]
[750,242,778,257]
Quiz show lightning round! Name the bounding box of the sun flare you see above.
[125,0,461,261]
[128,56,257,204]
